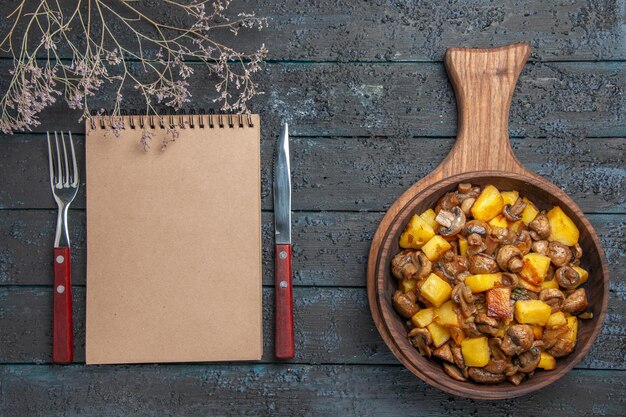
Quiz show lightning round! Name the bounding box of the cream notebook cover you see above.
[85,114,262,364]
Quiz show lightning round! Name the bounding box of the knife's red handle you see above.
[53,247,73,364]
[275,243,294,359]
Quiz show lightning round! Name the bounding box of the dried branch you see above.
[0,0,268,133]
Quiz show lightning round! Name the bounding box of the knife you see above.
[273,123,294,359]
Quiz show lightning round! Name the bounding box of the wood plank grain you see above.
[1,210,623,288]
[0,365,624,416]
[1,0,624,62]
[0,286,623,369]
[1,135,624,212]
[0,61,623,137]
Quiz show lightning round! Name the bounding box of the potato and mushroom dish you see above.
[391,183,592,385]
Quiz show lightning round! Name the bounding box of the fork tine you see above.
[60,131,70,187]
[46,132,56,186]
[54,132,62,188]
[68,131,79,187]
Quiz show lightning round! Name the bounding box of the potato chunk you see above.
[401,278,417,294]
[471,185,504,221]
[540,279,559,290]
[530,325,544,339]
[572,266,589,287]
[435,300,460,327]
[546,311,567,329]
[461,336,490,367]
[399,214,436,249]
[411,307,435,328]
[520,253,552,285]
[458,237,469,257]
[488,214,508,230]
[486,287,512,318]
[419,208,438,231]
[508,220,523,233]
[421,235,452,262]
[521,198,539,224]
[420,273,452,307]
[514,300,552,325]
[465,273,502,293]
[501,190,519,206]
[547,206,580,246]
[427,322,451,348]
[538,351,557,370]
[565,316,578,342]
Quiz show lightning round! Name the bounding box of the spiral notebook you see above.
[85,113,262,364]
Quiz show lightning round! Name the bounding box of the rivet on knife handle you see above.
[275,243,294,359]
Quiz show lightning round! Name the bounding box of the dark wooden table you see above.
[1,1,625,415]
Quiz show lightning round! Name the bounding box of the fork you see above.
[46,131,79,364]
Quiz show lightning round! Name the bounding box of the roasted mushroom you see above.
[563,288,589,315]
[466,236,487,256]
[451,283,476,318]
[492,227,518,245]
[408,328,432,357]
[475,313,500,336]
[461,320,483,338]
[457,183,472,194]
[391,250,418,280]
[545,265,555,281]
[392,290,420,318]
[469,253,499,274]
[542,326,569,350]
[443,362,467,382]
[463,220,491,237]
[466,233,483,247]
[539,288,565,313]
[547,338,576,358]
[500,325,534,356]
[489,337,507,361]
[451,345,465,368]
[529,213,550,240]
[514,230,533,255]
[555,266,580,289]
[502,198,527,222]
[391,250,432,281]
[483,359,509,374]
[483,235,500,255]
[507,373,526,386]
[436,206,466,236]
[571,243,583,260]
[496,245,523,273]
[548,241,573,267]
[433,342,454,363]
[516,347,541,373]
[468,367,506,384]
[500,272,519,287]
[435,192,460,213]
[440,251,470,279]
[531,240,550,255]
[460,198,475,215]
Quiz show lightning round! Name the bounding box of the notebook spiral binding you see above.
[89,109,254,130]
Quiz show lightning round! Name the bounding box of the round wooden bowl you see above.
[367,43,610,400]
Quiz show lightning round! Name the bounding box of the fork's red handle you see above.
[53,247,73,364]
[275,244,294,359]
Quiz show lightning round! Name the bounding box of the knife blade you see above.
[273,123,294,359]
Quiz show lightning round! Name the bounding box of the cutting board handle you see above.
[439,42,531,177]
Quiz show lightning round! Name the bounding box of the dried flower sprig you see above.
[0,0,268,133]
